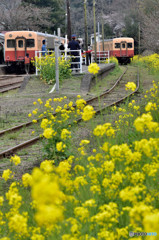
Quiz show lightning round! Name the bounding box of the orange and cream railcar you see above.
[5,31,65,71]
[95,37,134,64]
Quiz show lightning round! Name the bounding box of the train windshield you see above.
[7,40,15,48]
[122,43,126,48]
[18,40,23,48]
[26,39,35,48]
[127,43,132,48]
[115,43,120,48]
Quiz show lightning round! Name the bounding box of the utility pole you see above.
[93,0,97,62]
[84,0,89,66]
[66,0,71,41]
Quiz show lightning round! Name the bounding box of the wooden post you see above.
[55,44,59,93]
[138,22,141,56]
[84,0,89,66]
[102,13,105,51]
[93,0,97,63]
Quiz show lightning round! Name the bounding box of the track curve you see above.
[0,66,139,159]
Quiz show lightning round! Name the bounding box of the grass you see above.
[89,65,124,94]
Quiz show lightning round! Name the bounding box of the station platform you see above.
[72,63,111,75]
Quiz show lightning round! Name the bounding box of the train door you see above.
[15,37,26,61]
[120,41,127,57]
[0,42,4,64]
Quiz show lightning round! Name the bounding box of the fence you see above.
[91,51,110,64]
[35,49,83,76]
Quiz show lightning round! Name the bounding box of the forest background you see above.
[0,0,159,54]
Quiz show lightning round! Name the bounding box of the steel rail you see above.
[0,67,139,159]
[0,75,24,93]
[76,67,139,122]
[86,66,128,104]
[0,83,23,93]
[0,136,40,159]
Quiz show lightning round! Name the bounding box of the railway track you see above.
[0,75,24,93]
[0,66,139,159]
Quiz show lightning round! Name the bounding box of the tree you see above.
[122,12,139,54]
[0,0,52,31]
[66,0,72,41]
[104,24,114,39]
[138,0,159,53]
[22,0,65,35]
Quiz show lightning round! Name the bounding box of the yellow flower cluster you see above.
[10,155,21,165]
[0,77,159,239]
[134,113,158,133]
[82,105,96,121]
[125,82,136,91]
[32,52,71,84]
[93,123,115,137]
[133,53,159,72]
[88,63,100,75]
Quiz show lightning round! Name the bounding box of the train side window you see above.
[115,43,120,48]
[18,40,23,48]
[127,43,132,48]
[26,39,35,48]
[122,43,125,48]
[7,40,15,48]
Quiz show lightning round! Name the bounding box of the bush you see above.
[33,52,72,84]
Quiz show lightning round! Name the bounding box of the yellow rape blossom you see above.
[74,206,89,222]
[2,169,13,181]
[40,160,54,173]
[0,196,4,206]
[22,173,33,187]
[61,129,71,140]
[82,105,95,121]
[32,110,38,115]
[125,82,136,91]
[10,155,21,165]
[76,99,86,109]
[32,119,37,123]
[88,63,100,75]
[43,128,54,139]
[56,142,66,152]
[8,213,28,236]
[134,113,158,133]
[41,119,48,129]
[31,234,45,240]
[143,212,159,240]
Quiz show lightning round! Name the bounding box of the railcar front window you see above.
[127,43,132,48]
[115,43,120,48]
[26,39,35,48]
[18,40,23,48]
[7,40,15,48]
[122,43,125,48]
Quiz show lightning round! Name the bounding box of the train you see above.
[4,30,65,72]
[0,33,5,64]
[93,37,134,64]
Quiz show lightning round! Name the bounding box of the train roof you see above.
[99,37,134,42]
[0,33,4,39]
[5,30,65,40]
